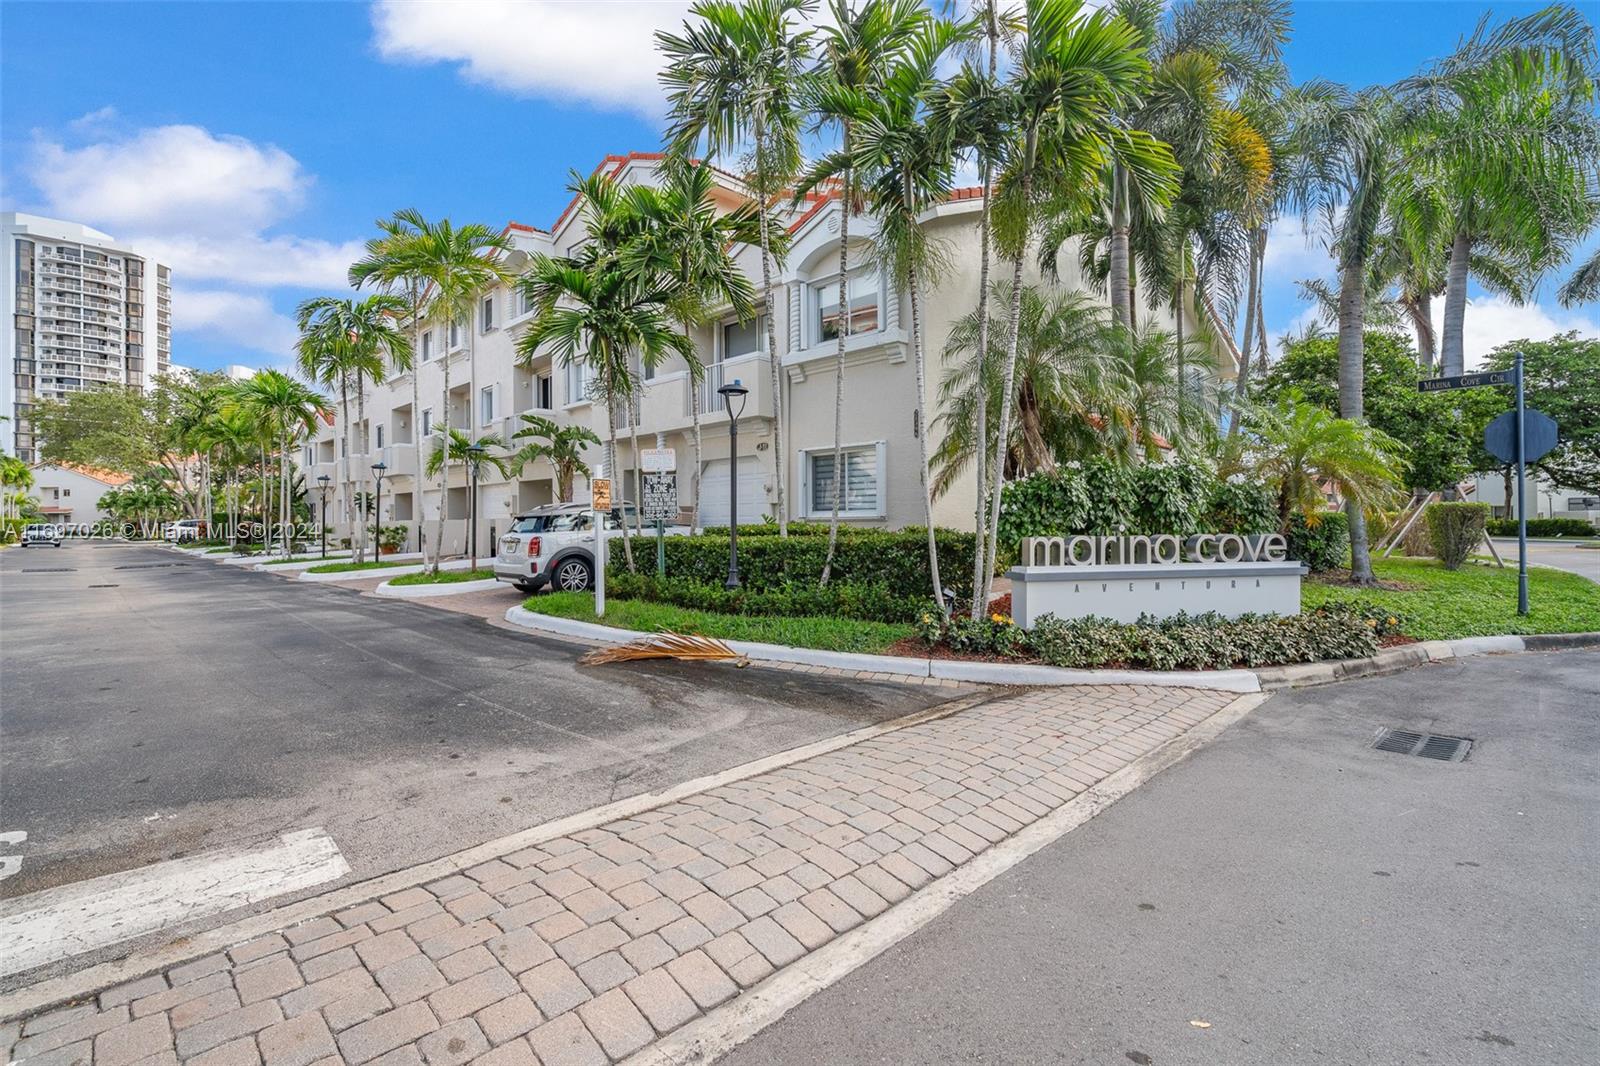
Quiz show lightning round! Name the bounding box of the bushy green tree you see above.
[1482,333,1600,495]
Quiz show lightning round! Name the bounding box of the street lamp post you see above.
[316,474,331,559]
[371,462,387,559]
[716,379,749,590]
[466,444,486,571]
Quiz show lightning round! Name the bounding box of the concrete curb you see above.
[502,606,1262,693]
[297,558,470,583]
[249,555,360,573]
[373,576,503,599]
[1523,631,1600,651]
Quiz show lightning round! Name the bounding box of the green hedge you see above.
[608,573,919,623]
[1485,517,1596,538]
[1,517,25,544]
[916,601,1402,670]
[656,527,975,604]
[996,460,1276,561]
[1285,511,1350,572]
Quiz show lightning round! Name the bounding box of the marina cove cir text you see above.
[1020,533,1290,567]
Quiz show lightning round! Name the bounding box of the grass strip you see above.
[388,568,497,586]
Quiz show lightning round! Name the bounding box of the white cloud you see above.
[138,233,367,290]
[174,287,301,365]
[67,106,120,132]
[30,124,308,235]
[1431,295,1599,370]
[1262,215,1333,283]
[370,0,694,118]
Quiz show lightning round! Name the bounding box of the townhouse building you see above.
[306,152,1235,559]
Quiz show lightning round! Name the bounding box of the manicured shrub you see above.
[1425,502,1490,571]
[1485,516,1597,538]
[1285,511,1349,572]
[916,601,1401,670]
[657,527,975,605]
[609,572,918,624]
[996,460,1276,567]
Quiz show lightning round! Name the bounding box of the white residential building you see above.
[2,212,173,461]
[307,152,1235,558]
[28,462,132,527]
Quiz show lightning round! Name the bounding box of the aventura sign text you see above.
[1021,533,1288,567]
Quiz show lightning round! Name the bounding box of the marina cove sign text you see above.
[1008,531,1305,627]
[1021,533,1289,567]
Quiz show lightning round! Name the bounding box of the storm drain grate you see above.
[114,563,180,570]
[88,583,120,588]
[21,568,76,573]
[1373,728,1472,762]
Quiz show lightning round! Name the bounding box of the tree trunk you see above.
[1440,228,1471,377]
[1411,288,1436,369]
[432,318,452,575]
[338,377,352,556]
[279,432,291,558]
[354,377,368,563]
[409,283,423,555]
[606,391,636,571]
[753,109,787,536]
[981,129,1038,613]
[1229,228,1265,437]
[908,251,945,617]
[821,148,852,587]
[1109,163,1131,331]
[1337,258,1376,585]
[626,401,644,573]
[970,157,995,615]
[685,318,705,535]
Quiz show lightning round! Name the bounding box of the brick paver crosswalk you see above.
[2,685,1236,1066]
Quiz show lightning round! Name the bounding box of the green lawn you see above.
[261,554,351,565]
[522,592,915,654]
[389,568,497,586]
[305,559,414,575]
[1303,557,1600,640]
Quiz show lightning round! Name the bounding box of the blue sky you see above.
[2,0,1594,373]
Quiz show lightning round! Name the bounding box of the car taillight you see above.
[527,536,540,556]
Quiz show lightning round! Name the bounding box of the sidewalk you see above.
[2,684,1241,1066]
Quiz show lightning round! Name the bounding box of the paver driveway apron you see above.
[2,684,1244,1066]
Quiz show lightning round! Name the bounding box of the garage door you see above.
[698,457,769,527]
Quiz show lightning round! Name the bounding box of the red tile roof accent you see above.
[38,462,133,486]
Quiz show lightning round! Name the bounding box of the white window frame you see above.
[481,294,495,333]
[449,318,462,350]
[807,268,883,349]
[799,441,886,519]
[479,384,496,426]
[376,424,385,449]
[564,360,591,407]
[420,407,433,437]
[421,330,433,362]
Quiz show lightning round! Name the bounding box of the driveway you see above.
[723,649,1600,1066]
[0,542,953,935]
[1488,538,1600,582]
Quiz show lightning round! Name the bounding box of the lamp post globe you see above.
[316,474,331,559]
[371,462,387,557]
[716,379,750,590]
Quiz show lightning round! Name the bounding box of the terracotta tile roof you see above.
[37,462,132,486]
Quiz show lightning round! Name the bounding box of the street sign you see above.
[641,448,677,473]
[1484,408,1558,465]
[590,478,611,511]
[642,473,678,522]
[1418,369,1516,393]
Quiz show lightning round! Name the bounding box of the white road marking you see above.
[0,830,26,883]
[0,827,349,979]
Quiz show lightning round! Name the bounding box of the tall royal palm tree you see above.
[979,0,1178,609]
[230,371,328,558]
[660,0,817,536]
[509,415,600,504]
[805,16,962,610]
[1398,5,1599,376]
[619,157,767,533]
[809,0,929,582]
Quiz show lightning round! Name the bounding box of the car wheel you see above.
[553,557,593,592]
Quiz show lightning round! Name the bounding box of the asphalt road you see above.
[0,541,951,912]
[1487,538,1599,582]
[724,650,1600,1066]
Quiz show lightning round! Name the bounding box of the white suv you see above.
[494,503,686,593]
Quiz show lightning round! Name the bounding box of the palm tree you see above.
[424,428,510,572]
[660,0,816,536]
[1559,245,1600,307]
[517,184,693,572]
[230,371,328,557]
[1,455,33,522]
[979,0,1178,609]
[618,157,767,533]
[378,218,513,573]
[1398,6,1599,376]
[804,16,961,610]
[509,415,600,504]
[809,0,930,582]
[1284,80,1390,583]
[1226,390,1406,533]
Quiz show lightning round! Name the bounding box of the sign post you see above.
[591,473,610,618]
[641,444,677,578]
[1422,353,1559,617]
